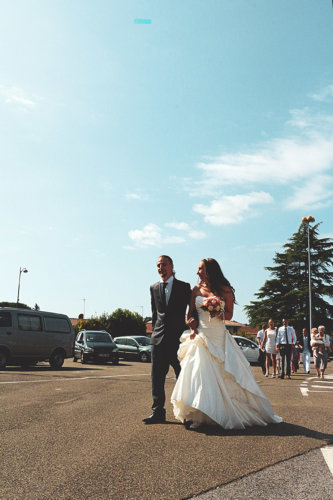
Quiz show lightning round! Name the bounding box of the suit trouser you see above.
[279,344,292,377]
[302,350,311,372]
[258,348,266,374]
[151,340,181,414]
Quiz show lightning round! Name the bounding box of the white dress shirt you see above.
[256,329,265,343]
[160,275,174,305]
[276,325,296,345]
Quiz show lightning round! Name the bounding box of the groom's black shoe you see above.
[142,413,166,424]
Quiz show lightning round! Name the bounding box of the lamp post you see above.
[301,216,315,334]
[17,267,28,304]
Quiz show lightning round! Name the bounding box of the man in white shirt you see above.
[299,327,311,374]
[256,324,266,374]
[276,318,295,379]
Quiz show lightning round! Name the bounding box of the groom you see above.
[143,255,191,424]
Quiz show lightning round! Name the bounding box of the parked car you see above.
[233,335,260,364]
[73,330,119,365]
[113,336,151,362]
[0,307,74,369]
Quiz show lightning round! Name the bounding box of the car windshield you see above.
[86,333,111,343]
[135,337,151,346]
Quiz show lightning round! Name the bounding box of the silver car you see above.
[233,335,259,364]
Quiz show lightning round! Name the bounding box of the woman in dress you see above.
[171,258,282,430]
[261,318,277,378]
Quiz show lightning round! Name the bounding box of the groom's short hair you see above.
[158,255,173,266]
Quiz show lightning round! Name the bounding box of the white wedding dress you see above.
[171,296,282,429]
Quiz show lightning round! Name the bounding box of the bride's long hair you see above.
[203,258,235,302]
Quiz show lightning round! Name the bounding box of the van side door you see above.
[15,313,45,356]
[0,311,14,352]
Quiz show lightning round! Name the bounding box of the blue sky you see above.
[1,1,332,324]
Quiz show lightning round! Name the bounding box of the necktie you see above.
[162,282,168,309]
[285,327,289,345]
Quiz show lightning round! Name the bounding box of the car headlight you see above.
[84,347,94,353]
[112,348,119,352]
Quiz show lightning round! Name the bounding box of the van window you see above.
[44,316,71,333]
[0,312,12,327]
[18,314,42,331]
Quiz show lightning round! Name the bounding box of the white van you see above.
[0,308,74,369]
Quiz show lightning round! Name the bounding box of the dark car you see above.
[73,330,119,365]
[113,336,151,362]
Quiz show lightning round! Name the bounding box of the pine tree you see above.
[244,222,333,333]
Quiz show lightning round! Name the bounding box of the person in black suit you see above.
[143,255,191,424]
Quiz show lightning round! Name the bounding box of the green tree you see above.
[73,308,146,336]
[244,222,333,332]
[0,301,31,309]
[108,308,146,337]
[73,317,106,335]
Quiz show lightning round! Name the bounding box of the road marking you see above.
[0,373,150,386]
[321,446,333,476]
[312,385,333,389]
[300,374,333,397]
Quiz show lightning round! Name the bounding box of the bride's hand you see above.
[190,329,198,340]
[187,317,198,329]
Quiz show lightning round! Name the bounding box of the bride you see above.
[171,258,282,430]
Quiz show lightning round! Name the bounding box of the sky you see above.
[1,0,333,324]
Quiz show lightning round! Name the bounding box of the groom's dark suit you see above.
[150,277,191,416]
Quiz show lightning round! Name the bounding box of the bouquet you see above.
[200,296,224,318]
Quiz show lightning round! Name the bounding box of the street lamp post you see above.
[17,267,28,304]
[301,216,315,334]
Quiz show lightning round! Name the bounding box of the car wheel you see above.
[81,352,87,364]
[140,352,149,363]
[49,350,65,369]
[0,349,8,369]
[73,356,77,362]
[112,357,119,365]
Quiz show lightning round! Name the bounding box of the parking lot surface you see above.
[1,360,332,499]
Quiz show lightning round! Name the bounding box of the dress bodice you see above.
[195,295,225,330]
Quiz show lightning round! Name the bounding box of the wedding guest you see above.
[276,318,295,379]
[314,325,330,379]
[261,319,277,377]
[291,339,301,373]
[256,324,266,375]
[298,328,311,374]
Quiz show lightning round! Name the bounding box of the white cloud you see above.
[192,135,333,196]
[0,84,37,111]
[165,222,206,240]
[193,192,274,226]
[311,85,333,102]
[125,192,147,201]
[165,222,190,231]
[128,220,206,248]
[177,103,333,227]
[128,223,162,248]
[284,175,333,210]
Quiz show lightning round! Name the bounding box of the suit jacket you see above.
[150,278,191,346]
[298,334,312,355]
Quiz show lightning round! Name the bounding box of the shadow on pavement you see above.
[191,422,333,443]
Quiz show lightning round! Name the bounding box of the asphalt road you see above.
[1,358,332,500]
